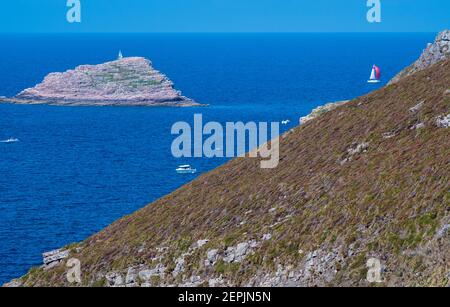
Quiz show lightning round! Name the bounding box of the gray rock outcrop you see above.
[436,114,450,128]
[389,30,450,84]
[299,100,349,125]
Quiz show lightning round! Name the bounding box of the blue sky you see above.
[0,0,448,33]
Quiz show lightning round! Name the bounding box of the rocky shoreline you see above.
[0,57,202,107]
[389,30,450,84]
[0,96,201,107]
[299,100,350,125]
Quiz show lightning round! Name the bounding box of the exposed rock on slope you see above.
[0,57,200,107]
[8,58,449,287]
[300,100,349,125]
[389,30,450,84]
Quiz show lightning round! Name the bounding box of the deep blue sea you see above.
[0,33,434,283]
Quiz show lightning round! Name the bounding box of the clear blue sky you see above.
[0,0,448,33]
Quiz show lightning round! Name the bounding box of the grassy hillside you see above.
[14,59,450,287]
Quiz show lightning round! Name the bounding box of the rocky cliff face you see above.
[389,30,450,84]
[0,57,199,107]
[7,56,449,287]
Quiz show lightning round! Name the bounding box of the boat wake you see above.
[0,138,20,143]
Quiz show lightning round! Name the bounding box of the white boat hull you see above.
[0,138,19,143]
[176,169,197,174]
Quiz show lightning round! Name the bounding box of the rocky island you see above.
[0,56,200,107]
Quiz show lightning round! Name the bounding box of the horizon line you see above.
[0,31,441,35]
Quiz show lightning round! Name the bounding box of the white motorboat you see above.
[176,165,197,174]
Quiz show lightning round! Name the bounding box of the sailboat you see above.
[118,50,124,60]
[368,65,381,83]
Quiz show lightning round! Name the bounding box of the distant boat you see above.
[118,50,124,60]
[176,165,197,174]
[281,120,290,125]
[368,65,381,83]
[0,138,19,143]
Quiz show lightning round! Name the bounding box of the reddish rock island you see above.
[0,57,201,107]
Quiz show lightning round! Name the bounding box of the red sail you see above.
[374,65,381,79]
